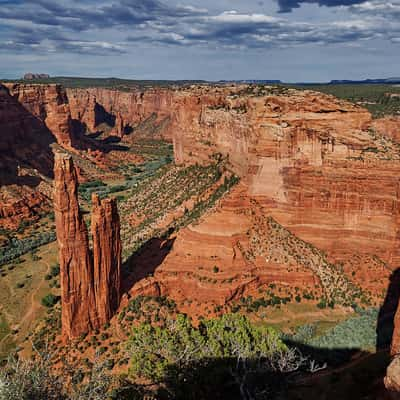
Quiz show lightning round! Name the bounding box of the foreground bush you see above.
[0,355,119,400]
[127,314,316,399]
[0,356,65,400]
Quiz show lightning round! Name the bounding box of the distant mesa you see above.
[329,77,400,84]
[23,73,50,80]
[218,79,282,84]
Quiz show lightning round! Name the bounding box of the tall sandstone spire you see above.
[54,152,121,340]
[91,193,121,323]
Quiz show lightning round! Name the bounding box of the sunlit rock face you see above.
[91,193,121,324]
[168,86,400,271]
[67,87,174,140]
[0,83,78,229]
[54,153,121,340]
[4,83,75,148]
[101,85,400,318]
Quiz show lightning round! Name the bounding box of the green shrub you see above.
[41,294,60,308]
[128,313,286,382]
[50,264,60,277]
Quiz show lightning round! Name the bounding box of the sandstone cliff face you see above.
[0,84,55,179]
[372,116,400,144]
[4,83,75,148]
[119,85,400,319]
[166,86,400,268]
[0,84,57,228]
[170,86,372,174]
[67,87,174,139]
[54,153,121,340]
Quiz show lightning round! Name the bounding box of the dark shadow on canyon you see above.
[121,235,176,295]
[118,348,390,400]
[123,124,134,136]
[70,119,130,153]
[0,84,134,189]
[377,268,400,351]
[0,84,55,186]
[95,103,116,127]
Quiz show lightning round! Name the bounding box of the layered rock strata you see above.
[67,87,174,139]
[54,152,121,340]
[4,83,75,148]
[0,84,57,227]
[118,85,400,321]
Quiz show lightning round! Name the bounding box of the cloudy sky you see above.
[0,0,399,81]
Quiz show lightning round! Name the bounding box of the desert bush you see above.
[50,264,60,277]
[41,294,60,308]
[0,356,66,400]
[127,313,316,399]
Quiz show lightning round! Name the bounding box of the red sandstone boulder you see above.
[385,356,400,393]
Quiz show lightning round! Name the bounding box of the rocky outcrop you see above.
[117,85,400,317]
[4,83,75,148]
[385,299,400,393]
[113,112,124,137]
[372,116,400,144]
[54,152,97,339]
[23,73,50,80]
[0,83,57,228]
[91,193,121,324]
[0,190,50,229]
[54,152,121,340]
[385,356,400,393]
